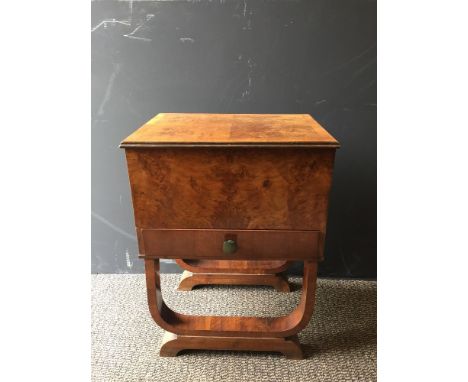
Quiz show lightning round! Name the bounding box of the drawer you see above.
[139,229,321,261]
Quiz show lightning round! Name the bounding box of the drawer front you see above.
[140,229,321,261]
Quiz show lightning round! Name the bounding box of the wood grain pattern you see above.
[175,259,291,274]
[177,270,290,292]
[122,113,339,358]
[140,229,320,260]
[120,113,339,147]
[145,259,318,338]
[175,259,291,292]
[126,148,336,231]
[160,332,303,359]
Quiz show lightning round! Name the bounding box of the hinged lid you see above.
[120,113,339,148]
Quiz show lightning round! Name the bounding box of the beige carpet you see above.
[92,274,376,382]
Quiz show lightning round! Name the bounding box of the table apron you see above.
[138,228,322,261]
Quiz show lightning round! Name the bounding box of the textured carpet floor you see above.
[91,274,376,382]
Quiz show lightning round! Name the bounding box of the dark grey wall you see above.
[91,0,376,277]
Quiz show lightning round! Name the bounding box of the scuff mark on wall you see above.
[124,34,152,42]
[92,211,137,241]
[97,63,121,117]
[125,249,134,269]
[123,14,155,42]
[91,19,130,33]
[321,44,376,76]
[239,56,256,101]
[180,37,195,43]
[92,13,155,42]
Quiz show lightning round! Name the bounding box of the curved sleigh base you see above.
[160,332,303,359]
[177,270,290,292]
[145,259,318,357]
[175,259,292,291]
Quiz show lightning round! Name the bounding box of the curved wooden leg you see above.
[177,270,290,292]
[145,258,318,357]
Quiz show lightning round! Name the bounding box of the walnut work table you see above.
[121,113,339,359]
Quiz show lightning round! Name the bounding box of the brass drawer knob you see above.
[223,239,237,254]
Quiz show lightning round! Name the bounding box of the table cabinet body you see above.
[121,113,339,358]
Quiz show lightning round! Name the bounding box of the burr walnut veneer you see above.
[121,113,339,359]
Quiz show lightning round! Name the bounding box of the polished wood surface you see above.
[175,259,291,274]
[160,332,303,359]
[145,259,317,338]
[120,113,339,147]
[177,270,290,292]
[140,229,320,260]
[122,113,339,358]
[176,259,291,292]
[126,148,335,231]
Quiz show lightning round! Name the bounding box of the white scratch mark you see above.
[123,14,154,42]
[239,57,256,100]
[97,63,121,116]
[125,249,134,269]
[123,34,152,42]
[91,19,130,33]
[241,0,252,30]
[92,211,137,242]
[180,37,195,43]
[322,44,376,76]
[315,99,327,105]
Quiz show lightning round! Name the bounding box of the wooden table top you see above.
[120,113,339,148]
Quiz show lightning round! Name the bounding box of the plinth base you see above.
[160,331,303,359]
